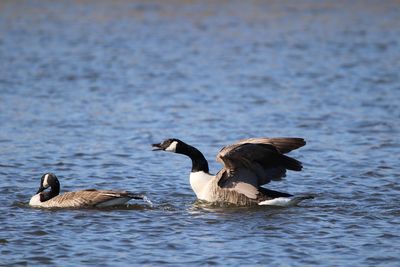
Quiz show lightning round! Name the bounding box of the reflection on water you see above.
[1,0,400,266]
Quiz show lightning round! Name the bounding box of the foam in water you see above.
[142,196,154,207]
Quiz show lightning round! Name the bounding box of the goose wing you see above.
[233,137,306,154]
[215,138,305,199]
[44,190,132,208]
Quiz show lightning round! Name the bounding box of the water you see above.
[1,0,399,265]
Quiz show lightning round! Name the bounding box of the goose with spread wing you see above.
[29,173,146,208]
[152,138,313,206]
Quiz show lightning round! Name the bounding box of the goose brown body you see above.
[153,137,312,206]
[29,173,144,208]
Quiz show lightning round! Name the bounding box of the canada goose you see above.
[152,138,313,206]
[29,173,145,208]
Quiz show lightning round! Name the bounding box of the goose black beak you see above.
[152,143,163,151]
[36,185,45,194]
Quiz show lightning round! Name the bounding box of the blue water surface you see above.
[0,1,399,266]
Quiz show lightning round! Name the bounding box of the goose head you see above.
[36,173,60,194]
[152,138,209,173]
[152,138,183,153]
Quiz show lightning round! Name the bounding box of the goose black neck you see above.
[40,182,60,202]
[50,182,60,197]
[177,142,209,173]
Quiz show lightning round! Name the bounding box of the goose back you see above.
[31,189,134,208]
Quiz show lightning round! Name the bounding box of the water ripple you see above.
[1,0,400,266]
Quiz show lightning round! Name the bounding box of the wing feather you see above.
[215,137,305,198]
[42,190,131,208]
[233,137,305,154]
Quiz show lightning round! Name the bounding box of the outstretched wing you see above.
[215,138,305,199]
[233,137,306,154]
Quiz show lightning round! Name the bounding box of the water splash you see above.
[142,195,154,207]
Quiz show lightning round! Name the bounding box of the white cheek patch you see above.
[43,174,50,188]
[165,141,178,152]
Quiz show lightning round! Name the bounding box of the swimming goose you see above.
[152,138,313,206]
[29,173,145,208]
